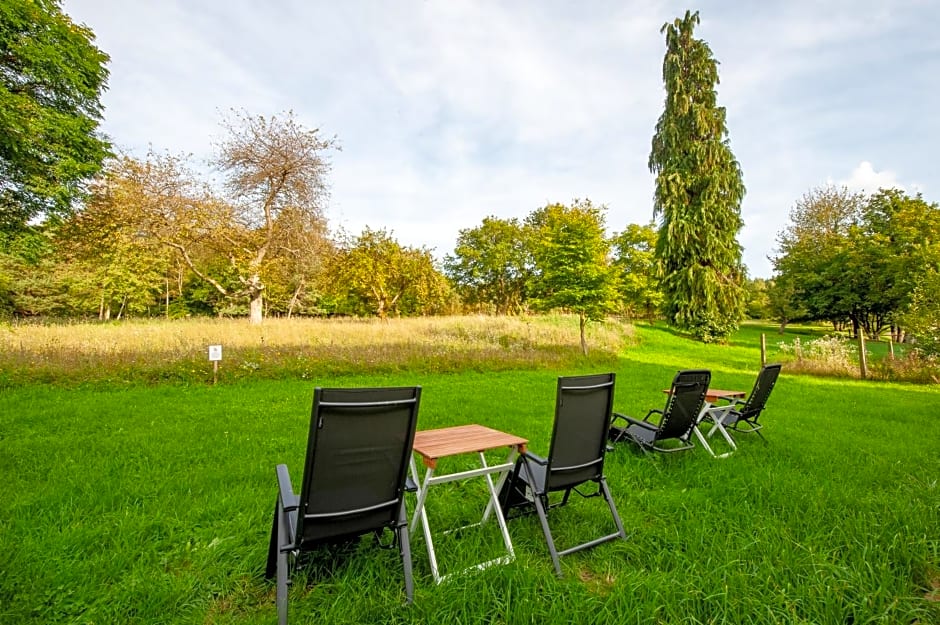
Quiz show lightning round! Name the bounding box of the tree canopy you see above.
[772,185,940,340]
[0,0,110,233]
[526,200,619,355]
[611,222,662,323]
[649,10,745,342]
[443,216,530,315]
[327,228,452,318]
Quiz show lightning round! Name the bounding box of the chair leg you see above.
[533,493,563,577]
[599,478,627,540]
[266,500,279,579]
[520,457,562,576]
[397,501,414,604]
[275,504,290,625]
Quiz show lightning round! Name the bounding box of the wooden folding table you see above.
[409,424,527,583]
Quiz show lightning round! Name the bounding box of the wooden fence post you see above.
[760,333,767,366]
[888,338,895,360]
[858,332,868,379]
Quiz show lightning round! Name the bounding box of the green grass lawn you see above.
[1,321,938,624]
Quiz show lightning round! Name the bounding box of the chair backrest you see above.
[544,373,616,492]
[740,363,781,418]
[657,369,711,440]
[296,386,421,547]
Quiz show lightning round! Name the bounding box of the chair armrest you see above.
[644,408,664,423]
[404,475,418,493]
[276,464,299,511]
[613,412,658,431]
[523,451,548,466]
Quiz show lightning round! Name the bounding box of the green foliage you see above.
[444,216,530,314]
[901,268,940,356]
[611,222,662,322]
[56,174,171,319]
[742,277,772,319]
[649,10,746,342]
[766,274,805,329]
[327,228,453,317]
[526,199,619,354]
[0,0,111,232]
[773,186,940,339]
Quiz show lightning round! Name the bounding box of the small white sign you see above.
[208,345,223,362]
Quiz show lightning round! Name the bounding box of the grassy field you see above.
[0,317,938,624]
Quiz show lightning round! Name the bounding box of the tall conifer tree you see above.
[649,10,745,342]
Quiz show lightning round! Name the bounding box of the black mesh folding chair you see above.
[265,386,421,624]
[498,373,627,576]
[706,363,781,443]
[608,369,711,453]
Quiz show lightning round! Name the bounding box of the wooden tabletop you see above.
[704,389,746,403]
[413,424,528,469]
[663,388,746,403]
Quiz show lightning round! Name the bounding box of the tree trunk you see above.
[246,272,265,324]
[287,280,304,319]
[579,311,588,356]
[249,291,263,324]
[99,293,111,321]
[116,294,128,320]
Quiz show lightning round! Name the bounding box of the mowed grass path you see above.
[1,321,938,624]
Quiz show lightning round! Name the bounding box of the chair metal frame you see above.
[608,369,711,454]
[500,373,627,576]
[706,363,781,443]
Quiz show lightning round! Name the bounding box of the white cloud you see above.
[838,161,904,193]
[62,0,939,279]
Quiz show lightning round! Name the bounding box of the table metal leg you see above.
[409,457,441,582]
[481,447,518,523]
[699,405,737,458]
[478,451,516,559]
[408,450,518,584]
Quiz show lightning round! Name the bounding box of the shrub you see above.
[777,335,857,377]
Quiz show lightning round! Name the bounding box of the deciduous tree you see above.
[327,228,452,318]
[611,222,662,323]
[212,110,337,323]
[57,170,169,319]
[444,216,530,314]
[526,200,619,355]
[0,0,110,232]
[649,10,745,342]
[772,186,940,339]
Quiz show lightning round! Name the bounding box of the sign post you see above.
[208,344,222,385]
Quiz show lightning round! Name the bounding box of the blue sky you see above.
[62,1,938,278]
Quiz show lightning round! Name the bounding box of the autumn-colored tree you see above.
[57,170,169,319]
[327,228,452,318]
[212,110,337,323]
[259,206,334,317]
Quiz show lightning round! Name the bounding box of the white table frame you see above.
[408,425,526,584]
[669,388,745,458]
[695,390,745,458]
